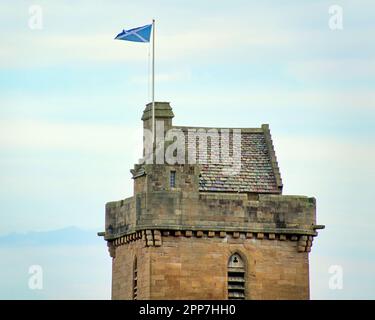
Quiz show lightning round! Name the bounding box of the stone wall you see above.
[112,232,309,300]
[112,239,151,300]
[105,189,317,241]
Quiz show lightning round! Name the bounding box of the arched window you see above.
[133,257,138,300]
[228,253,246,300]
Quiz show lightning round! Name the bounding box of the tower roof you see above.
[174,125,283,194]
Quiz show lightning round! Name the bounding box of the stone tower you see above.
[101,102,324,300]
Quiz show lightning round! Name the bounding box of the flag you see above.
[114,24,152,43]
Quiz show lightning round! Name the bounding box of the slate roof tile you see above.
[174,126,282,194]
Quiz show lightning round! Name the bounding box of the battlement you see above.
[105,191,318,241]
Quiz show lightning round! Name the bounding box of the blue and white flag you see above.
[115,24,152,43]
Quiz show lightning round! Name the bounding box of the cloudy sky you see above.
[0,0,374,299]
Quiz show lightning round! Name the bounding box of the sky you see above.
[0,0,374,299]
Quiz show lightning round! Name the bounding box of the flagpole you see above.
[152,19,155,144]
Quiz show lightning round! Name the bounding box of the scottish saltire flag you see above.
[115,24,152,43]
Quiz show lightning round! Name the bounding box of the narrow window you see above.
[133,257,138,300]
[228,253,246,300]
[189,166,195,175]
[170,171,176,188]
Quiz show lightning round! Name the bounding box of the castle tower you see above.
[102,102,324,300]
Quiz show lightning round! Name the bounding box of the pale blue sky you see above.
[0,0,374,299]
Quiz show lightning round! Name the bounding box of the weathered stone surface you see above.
[208,231,215,238]
[233,232,240,239]
[105,193,318,240]
[196,231,204,238]
[112,235,310,300]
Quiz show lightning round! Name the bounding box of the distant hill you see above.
[0,226,104,247]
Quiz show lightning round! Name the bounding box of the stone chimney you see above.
[141,102,175,161]
[142,101,174,133]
